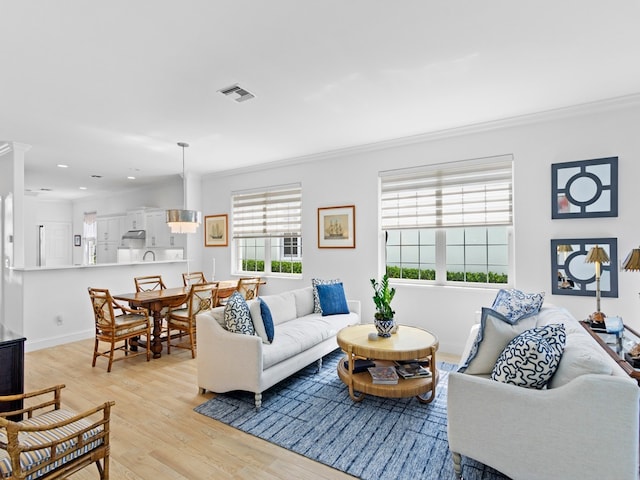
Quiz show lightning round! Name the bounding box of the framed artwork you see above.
[318,205,355,248]
[204,214,228,247]
[551,157,618,219]
[550,237,618,297]
[74,235,81,247]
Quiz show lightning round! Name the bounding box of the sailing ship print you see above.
[325,216,347,239]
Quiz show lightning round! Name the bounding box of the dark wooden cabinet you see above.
[0,326,26,421]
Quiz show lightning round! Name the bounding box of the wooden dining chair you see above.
[88,287,152,372]
[134,275,167,292]
[182,271,207,287]
[236,277,262,300]
[166,282,219,358]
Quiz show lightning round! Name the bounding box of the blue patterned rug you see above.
[195,349,509,480]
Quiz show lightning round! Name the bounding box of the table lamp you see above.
[585,245,609,323]
[623,247,640,272]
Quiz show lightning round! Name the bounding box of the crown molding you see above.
[207,92,640,179]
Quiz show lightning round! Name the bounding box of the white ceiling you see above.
[2,0,640,200]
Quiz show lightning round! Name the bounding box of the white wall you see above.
[198,95,640,355]
[18,260,187,351]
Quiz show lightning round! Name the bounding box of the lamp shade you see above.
[623,248,640,271]
[557,244,573,253]
[166,209,202,234]
[585,245,610,265]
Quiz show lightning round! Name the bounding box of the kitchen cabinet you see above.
[125,209,146,231]
[96,242,118,263]
[97,215,124,243]
[145,210,186,248]
[97,214,124,263]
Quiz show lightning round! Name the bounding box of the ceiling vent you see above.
[218,84,255,103]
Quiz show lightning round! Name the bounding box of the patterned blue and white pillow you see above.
[311,278,341,313]
[492,288,545,322]
[224,292,256,335]
[491,324,566,389]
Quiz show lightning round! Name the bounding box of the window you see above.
[380,155,513,285]
[232,184,302,275]
[83,211,97,265]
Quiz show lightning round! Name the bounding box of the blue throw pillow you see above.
[316,282,349,316]
[259,298,275,343]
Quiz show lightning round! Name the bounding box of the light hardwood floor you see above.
[24,339,459,479]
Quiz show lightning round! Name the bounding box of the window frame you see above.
[231,183,303,277]
[380,156,514,288]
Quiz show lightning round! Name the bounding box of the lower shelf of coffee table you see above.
[337,358,439,399]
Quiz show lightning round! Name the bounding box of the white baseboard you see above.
[25,329,94,352]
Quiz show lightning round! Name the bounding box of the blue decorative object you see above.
[374,318,395,337]
[316,282,350,316]
[224,292,255,335]
[551,156,618,219]
[491,324,566,389]
[551,238,618,298]
[491,289,545,322]
[311,278,341,313]
[259,298,274,342]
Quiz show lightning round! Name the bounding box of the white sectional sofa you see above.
[196,286,361,407]
[447,305,640,480]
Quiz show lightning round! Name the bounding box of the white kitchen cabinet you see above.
[145,210,186,248]
[125,209,146,231]
[97,215,124,243]
[96,242,118,264]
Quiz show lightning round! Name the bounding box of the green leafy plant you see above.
[370,274,396,320]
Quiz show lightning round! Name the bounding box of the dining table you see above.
[113,279,239,358]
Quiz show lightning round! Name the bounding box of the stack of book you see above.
[367,366,399,384]
[394,360,431,379]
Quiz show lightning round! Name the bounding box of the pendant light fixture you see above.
[166,142,202,234]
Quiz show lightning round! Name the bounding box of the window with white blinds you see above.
[380,155,513,230]
[380,155,513,286]
[232,184,302,239]
[232,183,302,276]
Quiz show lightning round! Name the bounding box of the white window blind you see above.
[380,155,513,229]
[232,184,302,239]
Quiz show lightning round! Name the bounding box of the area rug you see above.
[195,350,510,480]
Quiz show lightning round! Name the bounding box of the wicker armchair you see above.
[88,287,152,372]
[167,283,219,358]
[0,385,115,479]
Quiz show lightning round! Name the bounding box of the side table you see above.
[579,320,640,385]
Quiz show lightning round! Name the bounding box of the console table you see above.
[0,325,26,420]
[579,320,640,385]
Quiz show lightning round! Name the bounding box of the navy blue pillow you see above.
[316,282,349,316]
[259,298,275,342]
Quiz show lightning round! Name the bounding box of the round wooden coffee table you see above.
[336,324,439,404]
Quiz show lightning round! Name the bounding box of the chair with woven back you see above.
[182,271,207,287]
[236,276,262,301]
[88,287,152,372]
[166,282,219,358]
[0,385,115,480]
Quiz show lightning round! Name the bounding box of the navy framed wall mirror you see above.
[551,157,618,219]
[551,238,618,297]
